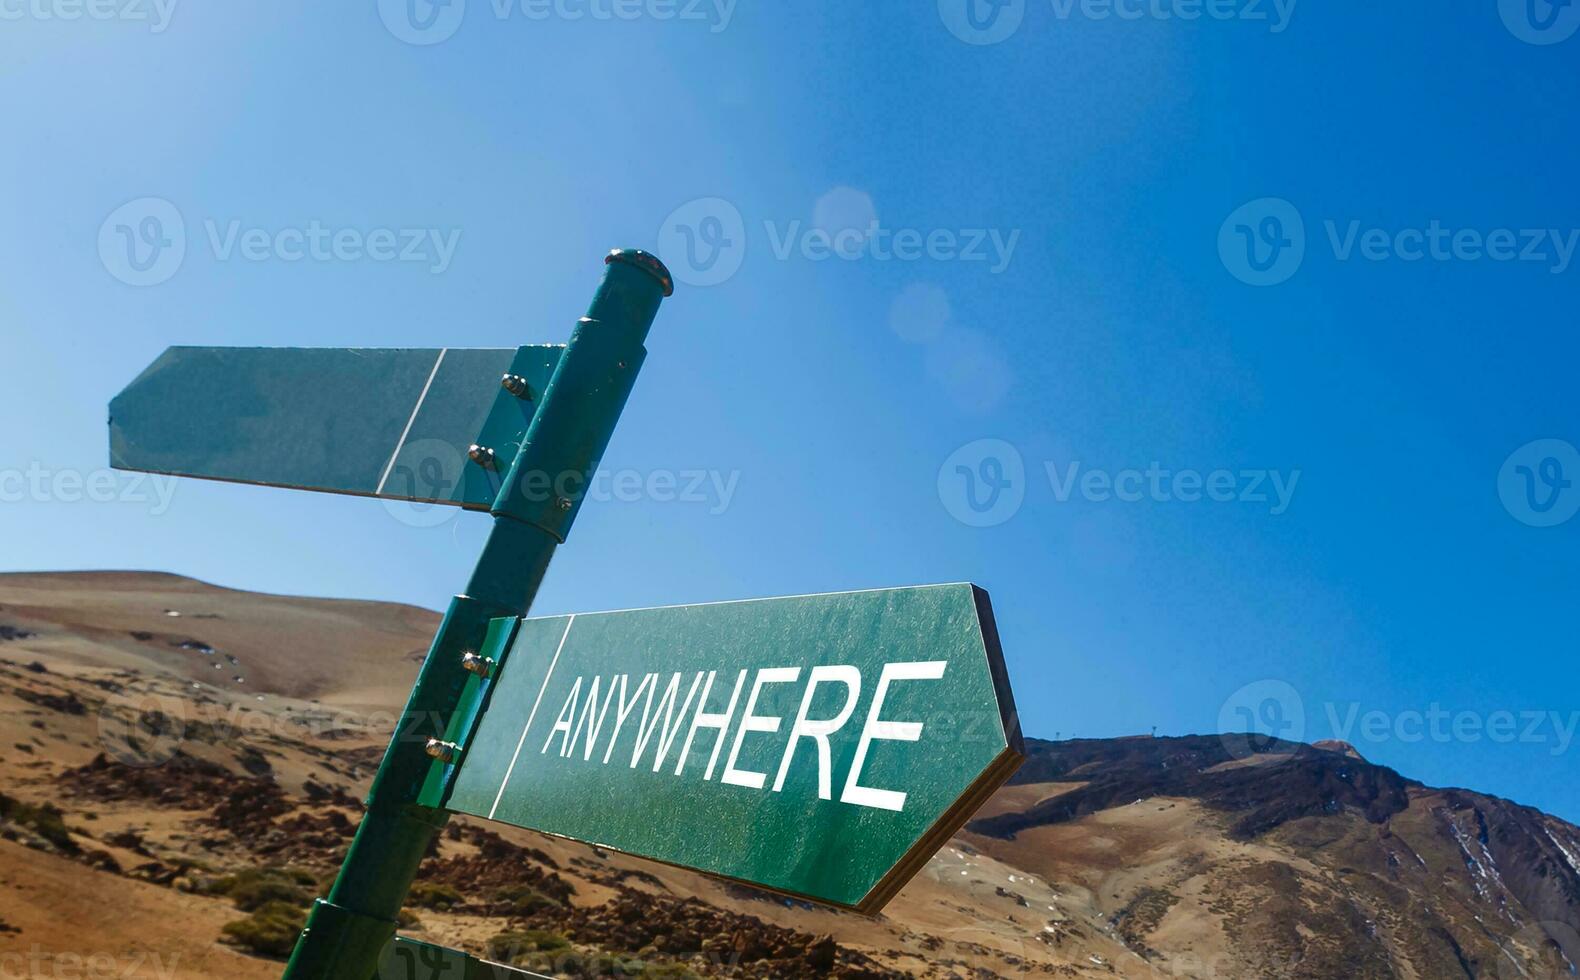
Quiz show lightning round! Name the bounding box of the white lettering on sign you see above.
[542,676,583,756]
[537,662,947,813]
[633,672,704,772]
[722,667,800,790]
[605,673,654,764]
[774,665,861,799]
[674,669,747,779]
[841,661,948,812]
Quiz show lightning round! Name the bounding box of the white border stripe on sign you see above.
[374,348,448,496]
[489,614,576,820]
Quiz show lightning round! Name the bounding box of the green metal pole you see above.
[281,250,674,980]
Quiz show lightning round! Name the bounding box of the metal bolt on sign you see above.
[500,373,533,400]
[424,739,460,764]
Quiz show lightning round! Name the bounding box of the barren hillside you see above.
[1,572,1575,978]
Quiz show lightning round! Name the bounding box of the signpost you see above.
[108,249,1023,980]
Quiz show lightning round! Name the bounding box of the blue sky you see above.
[2,2,1577,823]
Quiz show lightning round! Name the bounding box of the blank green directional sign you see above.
[445,584,1022,913]
[109,345,563,509]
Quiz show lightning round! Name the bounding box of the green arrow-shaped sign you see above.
[442,583,1022,913]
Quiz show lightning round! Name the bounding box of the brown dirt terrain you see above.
[1,572,1577,979]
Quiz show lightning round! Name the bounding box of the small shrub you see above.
[201,866,317,911]
[487,929,572,962]
[221,901,305,959]
[0,791,79,854]
[407,881,463,910]
[492,884,561,915]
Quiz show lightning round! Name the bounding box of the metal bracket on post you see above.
[281,250,674,980]
[414,614,521,808]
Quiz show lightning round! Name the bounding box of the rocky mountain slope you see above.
[0,571,1575,978]
[969,737,1580,977]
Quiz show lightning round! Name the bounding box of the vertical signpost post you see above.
[108,249,1024,980]
[279,250,672,980]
